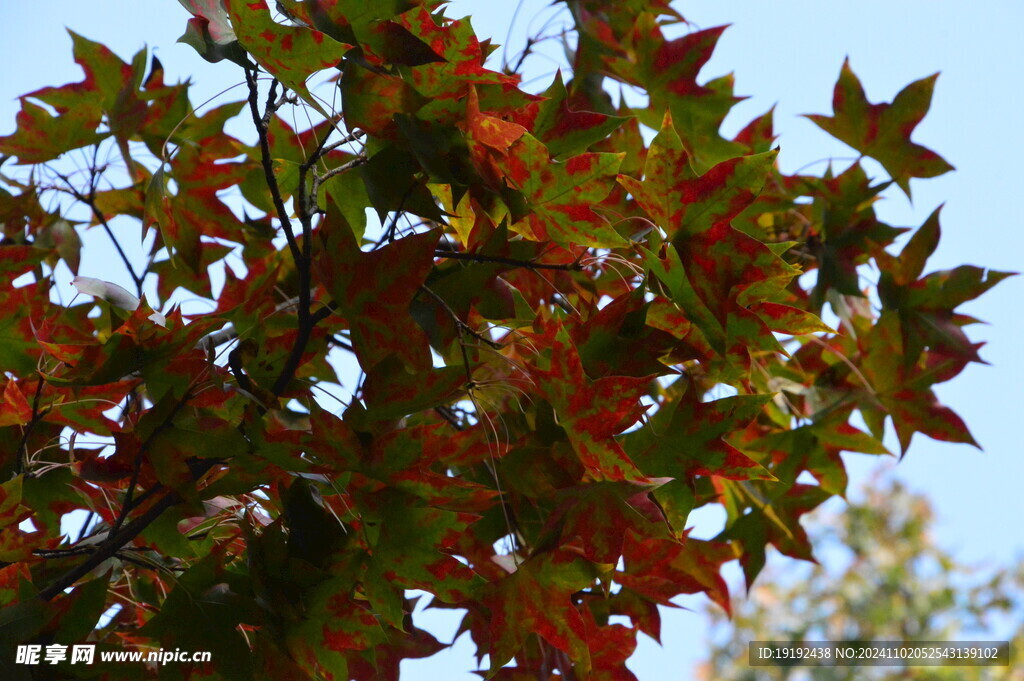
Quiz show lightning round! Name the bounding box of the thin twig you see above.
[418,285,503,350]
[507,37,535,75]
[15,375,48,476]
[108,390,194,538]
[53,172,145,295]
[319,130,366,156]
[36,462,218,601]
[434,249,585,271]
[75,511,96,543]
[310,155,367,197]
[328,334,354,353]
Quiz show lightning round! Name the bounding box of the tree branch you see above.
[53,172,145,296]
[244,71,301,266]
[310,155,367,199]
[194,295,337,353]
[35,460,219,601]
[319,130,365,156]
[433,248,585,271]
[15,375,48,475]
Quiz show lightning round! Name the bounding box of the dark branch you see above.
[506,37,535,75]
[15,376,48,476]
[244,71,301,266]
[108,390,193,538]
[310,155,367,198]
[36,459,219,601]
[319,130,366,156]
[53,172,145,296]
[328,334,354,353]
[434,248,585,271]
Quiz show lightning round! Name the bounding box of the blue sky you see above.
[2,1,1021,678]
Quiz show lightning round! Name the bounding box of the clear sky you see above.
[2,2,1022,679]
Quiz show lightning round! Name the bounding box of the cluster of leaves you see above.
[0,1,1011,679]
[699,467,1024,681]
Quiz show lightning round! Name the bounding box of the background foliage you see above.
[0,1,1012,679]
[700,467,1024,681]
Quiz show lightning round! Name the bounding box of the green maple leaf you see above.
[716,481,831,589]
[876,207,1015,367]
[608,18,745,169]
[226,0,350,113]
[627,391,773,482]
[518,71,628,160]
[393,7,521,119]
[619,112,777,240]
[545,479,672,564]
[528,322,653,481]
[315,202,439,372]
[624,387,773,531]
[364,491,483,604]
[499,133,626,248]
[484,552,596,675]
[805,59,953,197]
[861,311,981,454]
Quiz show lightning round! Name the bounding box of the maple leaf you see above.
[876,207,1015,366]
[460,87,528,190]
[581,607,640,681]
[0,99,104,163]
[527,321,653,481]
[498,133,626,248]
[618,532,733,615]
[348,612,444,681]
[572,289,678,379]
[145,107,248,270]
[619,112,777,244]
[643,228,799,376]
[788,161,905,310]
[178,0,248,64]
[544,479,671,564]
[805,59,954,197]
[364,494,483,604]
[511,71,628,160]
[5,32,186,175]
[607,17,745,170]
[0,380,32,428]
[315,200,439,372]
[716,481,831,588]
[225,0,350,112]
[139,551,255,679]
[623,385,774,532]
[391,7,523,123]
[861,311,980,454]
[303,0,443,68]
[340,59,424,138]
[737,413,889,497]
[484,552,596,675]
[627,391,773,480]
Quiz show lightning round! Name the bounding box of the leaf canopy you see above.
[0,2,1009,679]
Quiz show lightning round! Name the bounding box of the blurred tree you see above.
[698,467,1024,681]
